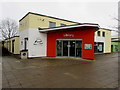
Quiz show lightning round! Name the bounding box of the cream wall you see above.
[10,38,13,53]
[28,13,77,29]
[13,37,20,54]
[19,13,77,32]
[19,15,29,31]
[94,28,111,53]
[104,29,111,53]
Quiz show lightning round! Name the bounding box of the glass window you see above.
[57,40,62,56]
[60,24,66,26]
[97,31,100,36]
[102,32,105,37]
[49,21,56,28]
[115,45,118,52]
[76,41,82,57]
[94,42,104,53]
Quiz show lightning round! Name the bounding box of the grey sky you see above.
[0,1,118,37]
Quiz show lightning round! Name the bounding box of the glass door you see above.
[76,41,82,57]
[63,41,68,56]
[70,41,75,57]
[57,40,62,56]
[94,42,104,53]
[56,39,82,58]
[98,43,104,52]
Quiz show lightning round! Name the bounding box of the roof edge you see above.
[39,24,99,33]
[19,12,30,22]
[4,36,19,41]
[19,12,81,24]
[100,28,112,31]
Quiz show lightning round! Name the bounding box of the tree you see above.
[0,18,18,40]
[113,17,120,33]
[109,17,120,35]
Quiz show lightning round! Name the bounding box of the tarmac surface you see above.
[2,53,119,88]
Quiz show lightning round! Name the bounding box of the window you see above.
[60,24,66,26]
[115,45,118,52]
[97,31,100,36]
[102,32,105,37]
[94,42,104,53]
[49,21,56,28]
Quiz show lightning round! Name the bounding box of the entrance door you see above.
[98,43,104,52]
[57,40,62,56]
[94,42,104,53]
[111,45,113,52]
[63,41,68,56]
[57,39,82,58]
[76,41,82,57]
[70,41,75,57]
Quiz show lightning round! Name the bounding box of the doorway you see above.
[57,39,82,57]
[12,40,15,53]
[94,42,104,53]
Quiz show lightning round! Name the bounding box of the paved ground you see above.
[2,53,119,88]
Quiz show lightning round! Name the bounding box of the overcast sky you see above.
[0,0,119,38]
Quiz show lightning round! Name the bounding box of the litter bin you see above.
[20,50,28,59]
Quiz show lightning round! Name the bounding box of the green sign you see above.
[85,44,92,49]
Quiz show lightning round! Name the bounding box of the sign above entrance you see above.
[63,34,74,37]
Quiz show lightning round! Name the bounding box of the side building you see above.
[111,35,120,52]
[94,28,111,53]
[3,36,20,54]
